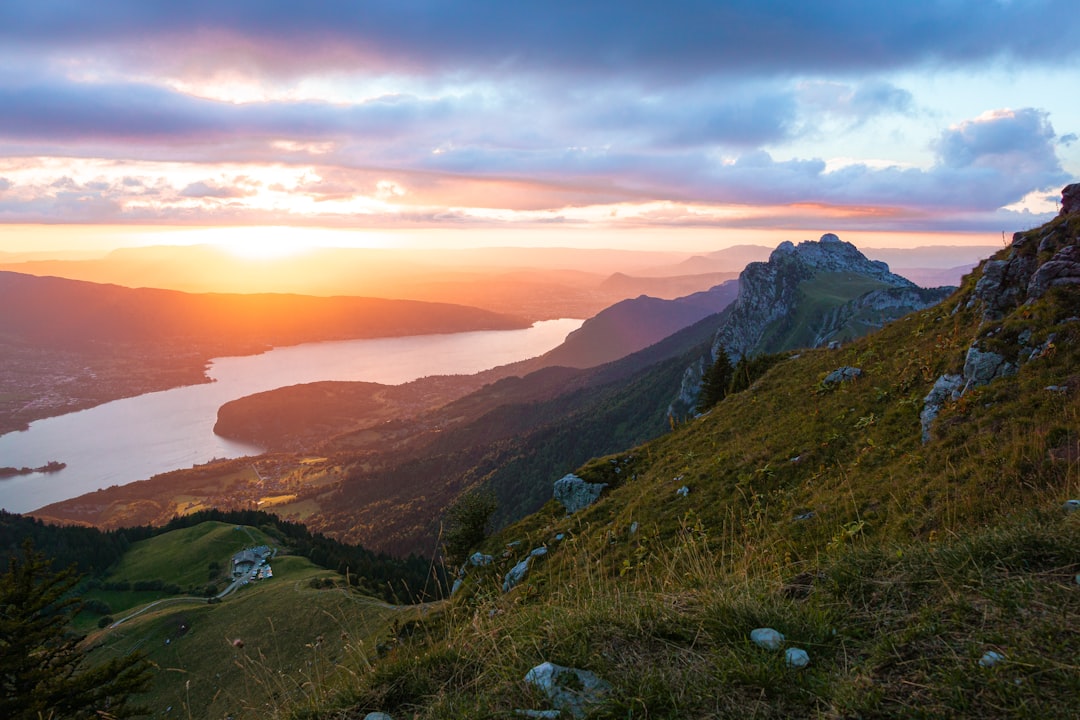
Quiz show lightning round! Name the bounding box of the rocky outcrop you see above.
[1028,245,1080,301]
[1061,182,1080,215]
[920,374,964,443]
[968,184,1080,320]
[810,286,954,348]
[709,233,912,359]
[553,473,607,514]
[963,347,1016,387]
[922,183,1080,442]
[503,546,548,592]
[671,233,945,417]
[970,254,1039,320]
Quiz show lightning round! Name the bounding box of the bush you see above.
[441,490,497,567]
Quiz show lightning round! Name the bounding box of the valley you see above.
[29,234,962,558]
[7,205,1078,719]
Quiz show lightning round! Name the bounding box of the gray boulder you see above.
[785,647,810,669]
[503,548,547,592]
[1028,244,1080,301]
[553,474,607,514]
[503,557,532,592]
[823,366,863,385]
[469,552,494,567]
[524,662,611,719]
[920,374,964,443]
[750,627,785,651]
[962,346,1016,389]
[1061,182,1080,215]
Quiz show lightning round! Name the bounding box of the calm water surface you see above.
[0,319,582,513]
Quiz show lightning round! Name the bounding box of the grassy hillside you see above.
[755,271,891,351]
[84,553,412,719]
[286,215,1080,718]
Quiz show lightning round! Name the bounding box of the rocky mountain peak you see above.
[669,233,951,417]
[764,233,911,285]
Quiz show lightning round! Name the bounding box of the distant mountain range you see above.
[37,234,964,555]
[0,270,527,434]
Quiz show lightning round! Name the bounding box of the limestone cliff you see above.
[670,233,953,416]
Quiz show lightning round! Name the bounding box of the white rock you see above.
[524,662,611,719]
[750,627,785,651]
[676,486,690,497]
[530,546,548,558]
[469,552,494,566]
[1064,499,1080,512]
[364,714,394,720]
[784,647,810,668]
[979,650,1005,667]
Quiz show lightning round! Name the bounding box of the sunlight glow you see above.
[207,227,316,258]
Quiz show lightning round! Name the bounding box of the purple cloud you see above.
[179,181,250,199]
[2,2,1078,81]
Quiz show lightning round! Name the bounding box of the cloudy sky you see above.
[1,1,1078,253]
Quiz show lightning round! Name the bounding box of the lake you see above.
[0,319,582,513]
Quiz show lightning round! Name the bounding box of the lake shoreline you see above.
[0,320,582,514]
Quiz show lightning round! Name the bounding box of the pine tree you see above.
[696,346,734,413]
[0,541,152,719]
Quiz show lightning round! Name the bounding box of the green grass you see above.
[107,521,274,588]
[757,271,892,353]
[78,521,279,626]
[298,222,1080,718]
[84,554,406,719]
[74,220,1080,718]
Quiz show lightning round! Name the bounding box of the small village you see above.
[231,544,274,583]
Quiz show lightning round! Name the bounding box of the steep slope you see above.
[313,313,725,554]
[529,280,738,369]
[212,283,737,451]
[669,234,954,416]
[307,187,1080,719]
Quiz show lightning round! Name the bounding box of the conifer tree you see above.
[696,346,734,413]
[0,541,151,719]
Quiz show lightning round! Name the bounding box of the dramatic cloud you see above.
[2,2,1079,81]
[0,2,1077,235]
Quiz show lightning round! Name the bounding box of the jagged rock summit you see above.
[671,233,953,416]
[712,233,921,358]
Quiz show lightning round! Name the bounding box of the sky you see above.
[0,1,1078,255]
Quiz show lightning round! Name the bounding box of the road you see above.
[109,545,277,628]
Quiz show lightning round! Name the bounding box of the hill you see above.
[75,527,414,719]
[278,188,1080,718]
[37,238,953,558]
[533,281,739,369]
[0,271,527,434]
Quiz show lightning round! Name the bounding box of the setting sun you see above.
[205,227,315,259]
